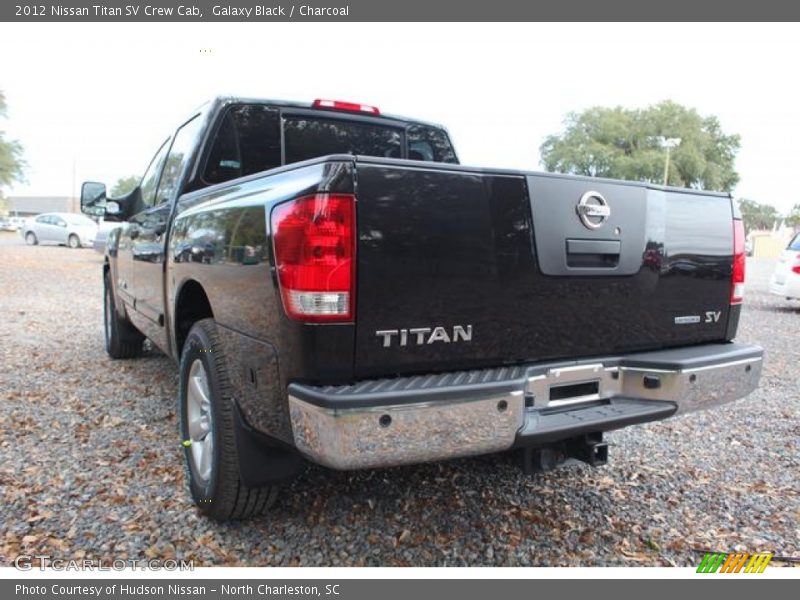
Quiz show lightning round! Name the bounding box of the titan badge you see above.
[376,325,473,348]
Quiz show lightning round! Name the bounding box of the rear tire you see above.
[104,271,144,359]
[68,234,81,249]
[25,232,37,245]
[179,318,278,521]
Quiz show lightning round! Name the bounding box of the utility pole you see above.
[659,137,681,186]
[71,157,76,212]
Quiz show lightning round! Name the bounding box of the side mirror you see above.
[81,181,107,217]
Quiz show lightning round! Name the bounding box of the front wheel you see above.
[104,271,144,358]
[179,318,278,520]
[68,234,81,249]
[25,231,37,245]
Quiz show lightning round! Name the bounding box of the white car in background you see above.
[93,220,123,254]
[22,212,98,249]
[770,232,800,301]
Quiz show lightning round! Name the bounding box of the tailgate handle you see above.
[566,239,621,255]
[565,239,621,269]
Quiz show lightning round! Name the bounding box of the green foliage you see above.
[540,100,740,192]
[0,90,26,190]
[737,198,780,233]
[110,175,140,197]
[785,203,800,230]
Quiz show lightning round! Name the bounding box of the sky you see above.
[0,22,798,214]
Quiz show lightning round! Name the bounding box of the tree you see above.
[540,100,740,192]
[785,203,800,230]
[110,175,140,197]
[0,89,26,216]
[737,198,780,233]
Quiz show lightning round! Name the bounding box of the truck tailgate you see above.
[353,158,734,379]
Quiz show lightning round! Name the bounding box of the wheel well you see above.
[174,280,214,356]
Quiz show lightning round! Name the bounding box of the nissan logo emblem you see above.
[577,191,611,229]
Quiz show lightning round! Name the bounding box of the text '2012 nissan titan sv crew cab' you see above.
[81,97,763,520]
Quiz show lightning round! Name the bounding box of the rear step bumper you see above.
[287,343,763,470]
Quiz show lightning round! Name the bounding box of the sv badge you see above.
[705,311,721,323]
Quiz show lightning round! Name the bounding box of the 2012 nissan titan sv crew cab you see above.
[81,96,763,520]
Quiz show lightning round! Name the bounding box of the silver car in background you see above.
[22,212,98,248]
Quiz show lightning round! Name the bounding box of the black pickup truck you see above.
[81,96,763,521]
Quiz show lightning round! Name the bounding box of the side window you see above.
[54,217,66,228]
[202,105,281,185]
[36,215,49,224]
[156,115,203,205]
[139,139,171,210]
[407,125,458,164]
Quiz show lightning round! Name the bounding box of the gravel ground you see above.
[0,231,797,567]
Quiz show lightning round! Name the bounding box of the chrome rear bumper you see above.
[288,343,763,470]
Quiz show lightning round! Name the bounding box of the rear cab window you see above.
[200,103,458,188]
[789,233,800,251]
[283,117,403,163]
[407,124,458,163]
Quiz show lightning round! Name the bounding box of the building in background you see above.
[4,196,78,218]
[748,225,795,259]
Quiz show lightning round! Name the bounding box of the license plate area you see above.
[549,380,601,405]
[527,363,619,408]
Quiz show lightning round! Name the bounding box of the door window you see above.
[156,115,203,205]
[202,105,281,185]
[139,139,171,210]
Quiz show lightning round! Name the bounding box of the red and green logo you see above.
[697,552,773,573]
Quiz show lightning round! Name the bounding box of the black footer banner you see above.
[2,579,790,600]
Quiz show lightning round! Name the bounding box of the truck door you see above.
[130,114,204,353]
[119,138,170,336]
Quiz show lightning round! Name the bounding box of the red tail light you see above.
[792,253,800,275]
[312,99,380,115]
[731,219,745,305]
[271,194,356,322]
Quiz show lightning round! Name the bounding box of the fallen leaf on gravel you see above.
[26,514,48,523]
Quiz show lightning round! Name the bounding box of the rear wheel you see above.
[179,318,278,520]
[25,232,37,245]
[68,234,81,249]
[104,271,144,358]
